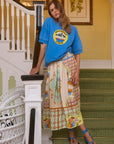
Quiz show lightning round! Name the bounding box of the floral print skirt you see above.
[42,52,83,131]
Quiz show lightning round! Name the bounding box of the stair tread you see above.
[81,102,114,110]
[80,89,114,93]
[80,69,114,79]
[80,77,114,80]
[80,69,114,72]
[84,119,114,128]
[52,137,114,144]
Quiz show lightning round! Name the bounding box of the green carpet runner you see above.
[52,69,114,144]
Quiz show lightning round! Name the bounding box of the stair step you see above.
[80,78,114,89]
[84,118,114,129]
[82,111,114,118]
[80,89,114,102]
[80,69,114,78]
[52,137,114,144]
[81,103,114,111]
[81,103,114,118]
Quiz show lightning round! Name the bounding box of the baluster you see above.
[1,0,4,40]
[11,5,15,50]
[41,5,44,26]
[6,2,10,40]
[21,11,25,51]
[27,14,30,60]
[16,8,20,51]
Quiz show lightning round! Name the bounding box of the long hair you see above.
[48,0,71,34]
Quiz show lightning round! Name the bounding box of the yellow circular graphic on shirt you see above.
[53,30,68,45]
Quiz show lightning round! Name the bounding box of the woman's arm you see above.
[72,54,80,85]
[30,43,47,75]
[75,54,80,73]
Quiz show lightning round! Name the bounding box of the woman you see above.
[30,0,96,144]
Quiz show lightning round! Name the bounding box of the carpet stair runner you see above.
[52,69,114,144]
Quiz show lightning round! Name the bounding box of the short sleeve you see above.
[72,28,83,55]
[39,18,50,44]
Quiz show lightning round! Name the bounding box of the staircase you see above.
[0,0,35,94]
[52,69,114,144]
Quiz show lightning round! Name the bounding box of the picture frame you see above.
[44,0,64,10]
[64,0,93,25]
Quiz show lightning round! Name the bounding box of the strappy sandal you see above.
[82,128,94,144]
[68,136,80,144]
[69,129,80,144]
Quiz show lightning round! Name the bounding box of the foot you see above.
[85,134,96,144]
[69,131,79,144]
[82,128,96,144]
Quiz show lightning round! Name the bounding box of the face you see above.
[49,3,60,19]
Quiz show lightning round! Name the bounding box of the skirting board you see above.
[80,60,112,69]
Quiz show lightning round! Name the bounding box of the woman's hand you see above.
[72,70,79,86]
[30,66,39,75]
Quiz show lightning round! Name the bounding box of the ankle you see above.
[69,131,75,137]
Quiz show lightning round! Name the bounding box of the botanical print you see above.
[66,0,92,25]
[70,0,83,13]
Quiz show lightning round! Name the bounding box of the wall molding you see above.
[80,60,112,69]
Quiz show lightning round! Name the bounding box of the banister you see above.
[5,0,35,15]
[13,0,34,10]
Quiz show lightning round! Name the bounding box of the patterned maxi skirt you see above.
[42,52,84,131]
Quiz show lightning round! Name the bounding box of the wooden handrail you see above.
[13,0,34,10]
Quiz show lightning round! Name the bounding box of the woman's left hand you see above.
[72,70,79,86]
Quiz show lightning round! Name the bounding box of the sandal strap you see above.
[82,128,88,134]
[68,136,76,140]
[84,134,94,144]
[68,136,80,144]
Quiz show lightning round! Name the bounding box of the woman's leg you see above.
[79,123,96,144]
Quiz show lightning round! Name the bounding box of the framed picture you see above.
[64,0,93,25]
[45,0,64,10]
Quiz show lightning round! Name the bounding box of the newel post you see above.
[32,1,45,68]
[21,75,44,144]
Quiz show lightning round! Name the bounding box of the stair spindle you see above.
[11,5,15,50]
[6,2,10,41]
[17,8,20,51]
[21,11,25,51]
[1,0,5,40]
[27,14,30,60]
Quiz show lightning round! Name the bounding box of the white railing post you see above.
[17,8,20,51]
[21,11,25,51]
[6,2,10,40]
[21,75,44,144]
[27,14,30,60]
[1,0,4,40]
[11,5,15,50]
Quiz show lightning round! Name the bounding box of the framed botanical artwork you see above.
[44,0,64,10]
[64,0,93,25]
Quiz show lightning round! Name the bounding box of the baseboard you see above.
[80,60,112,69]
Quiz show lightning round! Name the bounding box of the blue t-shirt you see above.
[39,17,83,67]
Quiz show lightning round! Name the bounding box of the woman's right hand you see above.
[30,66,39,75]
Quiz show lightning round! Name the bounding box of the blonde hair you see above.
[48,0,71,34]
